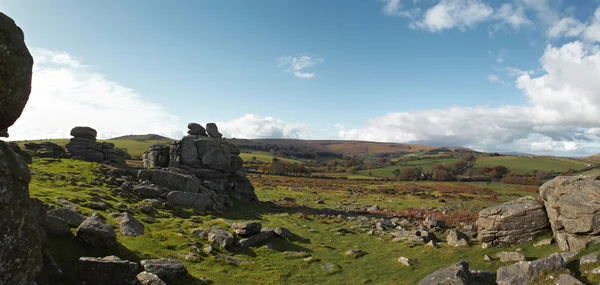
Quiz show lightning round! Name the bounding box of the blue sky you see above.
[3,0,600,156]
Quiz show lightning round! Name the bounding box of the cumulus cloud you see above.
[218,114,309,139]
[486,74,502,83]
[412,0,494,31]
[278,53,323,79]
[9,48,183,140]
[339,40,600,155]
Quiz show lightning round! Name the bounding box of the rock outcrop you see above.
[539,175,600,251]
[0,12,43,285]
[66,126,125,164]
[139,122,258,213]
[476,196,550,247]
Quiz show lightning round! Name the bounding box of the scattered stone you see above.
[78,256,139,285]
[477,196,549,247]
[446,229,470,247]
[141,258,188,282]
[580,252,598,265]
[398,256,412,266]
[75,212,117,247]
[496,252,525,262]
[540,176,600,251]
[213,255,250,265]
[317,200,325,204]
[423,216,442,229]
[117,212,145,237]
[87,201,109,210]
[56,197,78,212]
[417,260,472,285]
[137,271,167,285]
[178,252,200,262]
[496,253,566,285]
[273,227,293,238]
[231,221,262,236]
[47,207,85,227]
[204,244,213,255]
[483,254,494,261]
[425,240,440,248]
[367,204,379,213]
[345,249,366,258]
[321,263,340,272]
[534,238,554,247]
[207,228,234,248]
[555,274,584,285]
[285,251,310,258]
[238,230,275,248]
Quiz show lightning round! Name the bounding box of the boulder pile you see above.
[139,122,258,210]
[66,126,125,164]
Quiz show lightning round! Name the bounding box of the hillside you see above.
[110,134,174,141]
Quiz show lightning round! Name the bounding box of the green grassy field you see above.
[28,157,575,284]
[473,156,589,174]
[239,151,305,165]
[14,138,174,156]
[357,157,461,178]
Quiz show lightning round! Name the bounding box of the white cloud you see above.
[339,40,600,155]
[9,49,183,140]
[411,0,494,31]
[218,114,309,139]
[547,8,600,42]
[486,74,502,84]
[382,0,421,19]
[494,3,534,30]
[278,53,323,79]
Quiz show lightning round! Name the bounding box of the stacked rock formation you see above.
[0,12,43,284]
[539,175,600,251]
[476,196,550,247]
[66,126,125,164]
[140,123,257,211]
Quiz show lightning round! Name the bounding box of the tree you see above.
[393,168,401,179]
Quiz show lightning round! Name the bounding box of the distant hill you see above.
[110,134,174,141]
[227,138,474,155]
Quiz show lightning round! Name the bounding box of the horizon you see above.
[3,0,600,157]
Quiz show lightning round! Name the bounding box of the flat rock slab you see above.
[47,207,85,227]
[417,260,472,285]
[496,253,565,285]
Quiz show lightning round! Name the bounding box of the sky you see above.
[2,0,600,157]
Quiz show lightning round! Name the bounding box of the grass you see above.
[239,151,305,165]
[13,138,174,156]
[357,158,461,178]
[473,156,589,174]
[27,158,565,285]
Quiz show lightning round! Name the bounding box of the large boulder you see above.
[140,258,188,282]
[417,260,473,285]
[47,207,85,227]
[496,253,566,285]
[0,12,34,132]
[206,123,222,138]
[0,142,43,284]
[78,255,140,285]
[70,126,98,139]
[539,176,600,251]
[75,212,117,247]
[476,196,549,247]
[206,227,235,248]
[117,213,144,237]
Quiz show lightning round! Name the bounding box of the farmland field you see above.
[473,156,589,174]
